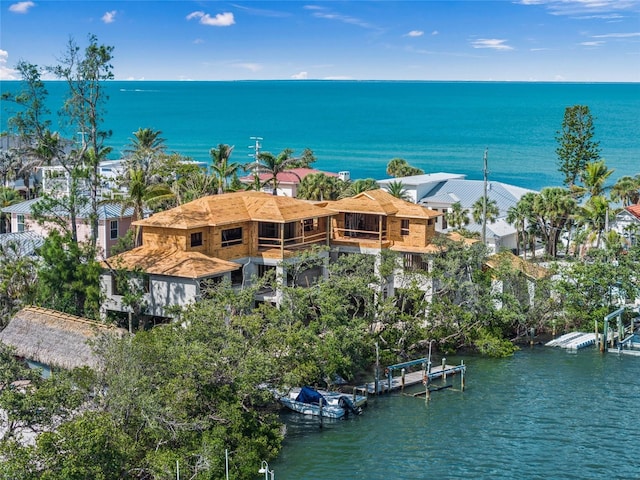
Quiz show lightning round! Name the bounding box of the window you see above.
[441,210,448,230]
[17,214,24,233]
[111,274,122,296]
[110,220,118,240]
[231,268,243,286]
[401,219,410,236]
[428,218,435,226]
[190,231,203,247]
[221,227,242,247]
[304,218,319,232]
[403,253,429,272]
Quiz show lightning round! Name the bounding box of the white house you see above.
[379,173,537,254]
[610,204,640,248]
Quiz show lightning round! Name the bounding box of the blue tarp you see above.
[296,386,327,406]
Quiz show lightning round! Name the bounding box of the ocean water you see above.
[1,81,639,192]
[272,347,640,480]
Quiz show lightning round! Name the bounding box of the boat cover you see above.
[296,386,327,406]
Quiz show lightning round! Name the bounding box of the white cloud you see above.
[186,11,235,27]
[580,40,606,46]
[519,0,638,18]
[0,49,18,80]
[291,71,308,79]
[9,1,34,13]
[406,30,424,37]
[231,62,262,72]
[102,10,117,24]
[309,6,378,30]
[470,39,514,50]
[592,32,640,38]
[432,30,439,36]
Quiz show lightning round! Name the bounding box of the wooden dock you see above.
[356,359,466,395]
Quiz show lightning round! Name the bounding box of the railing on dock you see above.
[357,357,466,399]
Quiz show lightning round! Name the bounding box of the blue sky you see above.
[1,0,639,81]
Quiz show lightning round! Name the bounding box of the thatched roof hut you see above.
[0,307,128,371]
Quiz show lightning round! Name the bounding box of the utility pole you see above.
[482,147,488,245]
[248,136,263,171]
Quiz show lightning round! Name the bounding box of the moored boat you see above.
[278,386,366,419]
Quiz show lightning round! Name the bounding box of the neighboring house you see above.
[0,306,127,377]
[380,173,536,254]
[0,231,45,257]
[610,204,640,248]
[239,168,345,197]
[1,198,135,258]
[485,251,550,308]
[102,190,442,320]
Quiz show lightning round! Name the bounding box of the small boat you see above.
[278,386,366,419]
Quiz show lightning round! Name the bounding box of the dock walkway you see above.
[357,363,465,395]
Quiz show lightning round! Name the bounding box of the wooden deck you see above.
[356,362,466,395]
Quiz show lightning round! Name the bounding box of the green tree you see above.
[579,159,613,198]
[0,240,38,324]
[124,127,167,177]
[385,180,410,200]
[575,195,609,250]
[48,34,115,247]
[210,143,239,194]
[2,61,52,198]
[118,167,174,246]
[506,201,528,257]
[445,201,471,231]
[556,105,601,189]
[0,187,22,233]
[386,157,424,177]
[610,175,640,206]
[532,187,576,258]
[245,148,301,195]
[296,172,340,201]
[472,197,499,224]
[35,230,102,318]
[339,178,379,198]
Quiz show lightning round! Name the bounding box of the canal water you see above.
[270,347,639,479]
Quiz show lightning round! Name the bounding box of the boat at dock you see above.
[278,386,366,419]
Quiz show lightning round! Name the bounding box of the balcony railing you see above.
[257,230,328,250]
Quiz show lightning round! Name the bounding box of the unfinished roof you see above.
[0,306,127,370]
[326,189,440,219]
[134,191,334,229]
[485,251,550,280]
[103,246,241,279]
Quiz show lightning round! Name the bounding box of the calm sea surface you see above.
[272,347,640,480]
[1,81,639,191]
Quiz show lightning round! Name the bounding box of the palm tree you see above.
[244,148,300,195]
[385,180,410,201]
[210,144,239,194]
[445,201,470,231]
[339,178,378,198]
[532,187,576,258]
[297,173,339,201]
[172,170,217,205]
[0,187,22,233]
[506,202,528,257]
[0,148,19,188]
[472,197,499,224]
[125,128,167,176]
[580,160,614,198]
[610,175,640,206]
[575,195,609,250]
[120,167,175,246]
